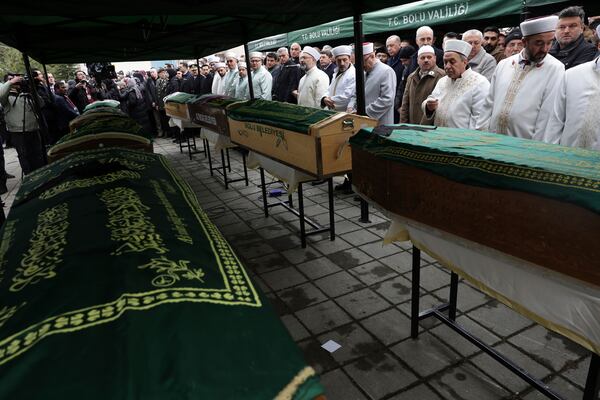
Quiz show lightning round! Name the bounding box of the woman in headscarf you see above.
[120,78,153,135]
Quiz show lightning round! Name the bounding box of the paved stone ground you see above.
[2,138,595,400]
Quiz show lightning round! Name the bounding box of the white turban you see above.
[332,45,352,58]
[444,39,472,58]
[362,42,374,55]
[249,51,264,59]
[520,15,559,37]
[224,51,238,60]
[238,61,247,69]
[214,62,226,69]
[301,46,321,62]
[418,45,435,56]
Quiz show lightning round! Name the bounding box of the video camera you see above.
[86,62,117,82]
[10,73,32,94]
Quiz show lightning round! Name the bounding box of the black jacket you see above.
[121,90,152,135]
[53,94,79,135]
[272,60,303,103]
[166,77,182,95]
[181,75,205,95]
[549,35,599,70]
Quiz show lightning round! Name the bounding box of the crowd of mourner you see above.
[0,5,599,195]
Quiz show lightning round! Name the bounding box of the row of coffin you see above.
[0,105,326,399]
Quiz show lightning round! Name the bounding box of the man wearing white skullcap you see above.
[477,16,565,142]
[249,51,273,100]
[321,45,356,111]
[347,42,397,125]
[400,45,445,124]
[422,40,489,129]
[295,46,330,108]
[222,52,240,97]
[234,62,250,100]
[211,62,228,95]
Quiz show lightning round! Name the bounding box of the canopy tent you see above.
[0,1,403,63]
[287,17,354,46]
[247,34,288,53]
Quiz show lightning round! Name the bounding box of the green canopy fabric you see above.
[248,34,288,52]
[0,1,404,63]
[0,147,324,399]
[350,125,600,214]
[363,0,522,34]
[287,17,354,45]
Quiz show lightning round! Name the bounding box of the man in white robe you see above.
[477,16,565,141]
[421,40,490,129]
[234,62,250,100]
[347,42,397,125]
[249,52,273,100]
[546,56,600,149]
[211,62,227,95]
[222,52,240,97]
[321,45,356,111]
[295,46,329,109]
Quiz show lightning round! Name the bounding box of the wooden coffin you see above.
[228,100,377,178]
[165,101,190,121]
[350,126,600,287]
[188,96,241,136]
[47,132,153,162]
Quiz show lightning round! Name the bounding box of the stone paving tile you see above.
[326,248,374,270]
[358,241,403,259]
[522,375,584,400]
[296,257,342,280]
[312,237,354,255]
[264,292,289,316]
[256,224,294,240]
[232,239,277,259]
[348,261,398,286]
[416,264,452,292]
[361,308,412,347]
[329,219,364,235]
[561,355,591,389]
[429,361,512,400]
[245,252,290,276]
[397,294,444,330]
[344,351,419,400]
[387,384,444,400]
[336,288,392,320]
[379,250,415,275]
[432,281,490,313]
[391,331,463,377]
[507,325,588,372]
[468,300,534,338]
[319,369,369,400]
[371,275,414,305]
[260,266,307,291]
[340,229,381,246]
[277,282,328,312]
[297,338,339,374]
[317,323,384,364]
[265,234,304,252]
[471,342,552,394]
[314,271,366,298]
[280,314,311,342]
[429,315,501,357]
[295,300,353,335]
[281,245,322,264]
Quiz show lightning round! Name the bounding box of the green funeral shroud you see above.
[165,92,202,104]
[83,99,121,112]
[56,114,149,145]
[227,99,336,134]
[349,125,600,214]
[0,148,323,400]
[189,93,239,108]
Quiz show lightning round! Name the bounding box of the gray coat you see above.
[469,49,497,82]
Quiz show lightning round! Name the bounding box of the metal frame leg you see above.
[187,132,194,160]
[220,149,228,189]
[328,178,335,241]
[584,353,600,400]
[449,272,459,321]
[242,152,249,186]
[298,182,307,248]
[359,199,370,223]
[206,140,213,176]
[203,138,208,158]
[226,148,232,172]
[260,168,268,218]
[411,246,421,339]
[288,194,294,208]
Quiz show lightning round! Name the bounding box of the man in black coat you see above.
[272,47,303,103]
[53,81,79,142]
[181,65,205,95]
[405,26,445,77]
[549,6,599,69]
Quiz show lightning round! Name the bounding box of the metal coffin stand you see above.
[204,140,249,190]
[410,246,600,400]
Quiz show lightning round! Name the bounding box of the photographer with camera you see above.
[31,69,58,145]
[68,70,96,113]
[0,75,46,175]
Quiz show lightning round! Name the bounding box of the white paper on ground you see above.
[321,340,342,353]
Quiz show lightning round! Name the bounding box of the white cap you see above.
[332,45,352,58]
[596,24,600,39]
[520,15,559,37]
[208,55,220,63]
[215,62,226,69]
[238,61,247,69]
[444,39,472,58]
[224,51,238,60]
[249,51,264,59]
[418,45,435,56]
[362,42,374,55]
[301,46,321,62]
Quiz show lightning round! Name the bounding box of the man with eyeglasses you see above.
[549,6,598,69]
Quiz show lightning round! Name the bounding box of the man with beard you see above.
[211,62,227,95]
[248,52,273,100]
[295,46,329,109]
[234,62,250,100]
[272,47,303,103]
[483,26,506,63]
[422,40,489,129]
[321,45,356,111]
[477,16,565,142]
[222,52,240,97]
[549,6,598,70]
[400,45,445,124]
[347,43,397,125]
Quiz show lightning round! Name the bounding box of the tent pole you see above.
[42,63,54,102]
[243,42,255,99]
[353,3,370,223]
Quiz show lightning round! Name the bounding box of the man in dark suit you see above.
[53,81,79,143]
